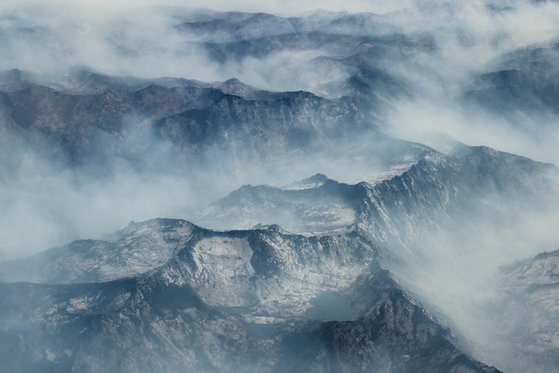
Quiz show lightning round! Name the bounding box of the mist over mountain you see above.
[0,1,558,372]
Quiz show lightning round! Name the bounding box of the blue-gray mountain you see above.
[0,69,368,170]
[1,142,557,372]
[467,41,559,116]
[0,219,499,373]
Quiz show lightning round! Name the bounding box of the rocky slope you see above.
[202,144,556,256]
[2,141,555,372]
[0,218,499,372]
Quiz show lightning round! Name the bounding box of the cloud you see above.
[2,0,412,15]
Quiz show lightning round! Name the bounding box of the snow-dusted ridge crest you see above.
[0,218,198,284]
[0,217,380,318]
[200,143,557,241]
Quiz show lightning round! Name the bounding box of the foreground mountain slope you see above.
[1,141,548,372]
[275,270,499,373]
[0,218,499,372]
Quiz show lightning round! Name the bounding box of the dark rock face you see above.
[0,71,367,169]
[153,91,365,152]
[276,272,500,373]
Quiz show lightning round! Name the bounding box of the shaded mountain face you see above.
[0,70,368,171]
[0,218,499,373]
[466,42,559,116]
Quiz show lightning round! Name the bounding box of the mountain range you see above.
[1,2,559,372]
